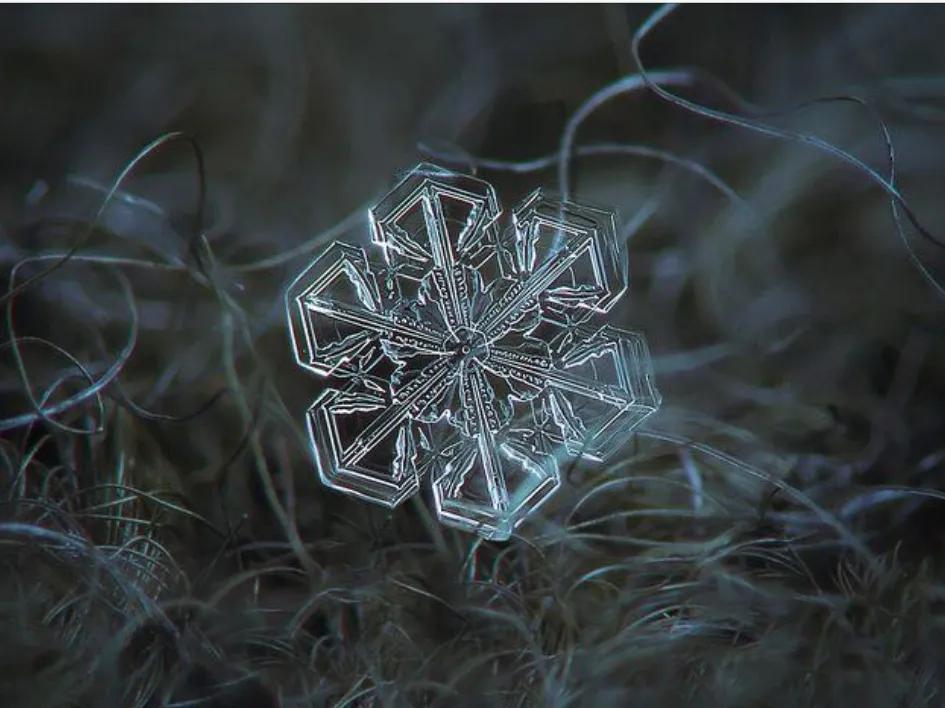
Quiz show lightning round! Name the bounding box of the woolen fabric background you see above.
[2,5,945,707]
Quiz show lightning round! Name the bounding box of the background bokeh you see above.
[2,5,945,707]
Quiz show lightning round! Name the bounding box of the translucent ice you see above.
[286,164,660,540]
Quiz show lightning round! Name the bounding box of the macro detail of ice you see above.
[286,163,661,540]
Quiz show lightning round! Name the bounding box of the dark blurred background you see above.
[2,5,945,707]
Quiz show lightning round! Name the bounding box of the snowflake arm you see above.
[286,242,450,377]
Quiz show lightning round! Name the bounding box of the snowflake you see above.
[286,164,660,540]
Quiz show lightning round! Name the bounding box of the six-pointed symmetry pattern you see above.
[286,164,660,540]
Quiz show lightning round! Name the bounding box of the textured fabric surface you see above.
[1,6,945,707]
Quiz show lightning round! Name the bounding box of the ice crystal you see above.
[286,164,660,539]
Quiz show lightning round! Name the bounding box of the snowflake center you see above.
[451,325,490,366]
